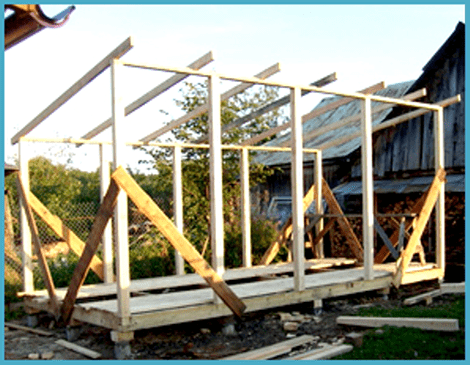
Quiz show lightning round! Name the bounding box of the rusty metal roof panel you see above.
[254,81,414,166]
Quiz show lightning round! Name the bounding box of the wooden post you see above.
[173,145,185,275]
[361,97,374,280]
[111,59,130,320]
[99,144,114,283]
[18,139,33,293]
[208,74,224,302]
[291,87,305,291]
[434,107,445,272]
[241,147,252,267]
[314,150,324,258]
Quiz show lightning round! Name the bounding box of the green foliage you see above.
[336,296,465,360]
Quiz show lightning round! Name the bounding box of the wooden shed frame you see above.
[12,37,459,351]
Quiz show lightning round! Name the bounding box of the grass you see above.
[335,295,465,360]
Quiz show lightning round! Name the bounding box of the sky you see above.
[3,4,465,172]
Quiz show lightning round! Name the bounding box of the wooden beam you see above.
[240,147,251,267]
[99,144,113,283]
[336,315,459,332]
[55,340,102,359]
[403,289,442,306]
[440,282,465,294]
[393,169,446,287]
[322,178,363,260]
[222,335,315,360]
[196,72,338,143]
[374,217,399,259]
[318,95,461,151]
[242,81,386,146]
[111,166,246,318]
[11,37,134,145]
[4,322,53,336]
[16,175,59,315]
[310,218,337,250]
[314,150,324,258]
[61,179,120,324]
[434,108,445,272]
[173,145,185,275]
[81,51,214,141]
[288,88,427,147]
[291,344,353,360]
[260,182,317,266]
[139,63,281,143]
[27,190,106,281]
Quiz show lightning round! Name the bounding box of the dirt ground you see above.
[4,281,462,360]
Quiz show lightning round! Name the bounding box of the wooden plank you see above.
[243,81,385,146]
[173,145,185,275]
[393,169,446,286]
[434,108,445,272]
[197,72,338,143]
[337,316,459,332]
[111,166,246,318]
[291,344,353,360]
[4,322,53,336]
[440,282,465,294]
[403,289,442,306]
[28,191,105,280]
[60,179,120,324]
[314,150,324,258]
[260,182,317,266]
[311,218,337,250]
[401,268,443,285]
[374,217,398,259]
[16,175,59,315]
[81,51,214,141]
[322,178,363,260]
[222,335,314,360]
[291,87,305,291]
[140,63,281,143]
[289,88,427,147]
[240,147,251,267]
[11,37,134,145]
[55,339,102,359]
[99,144,113,283]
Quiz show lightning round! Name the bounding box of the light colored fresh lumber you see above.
[440,282,465,294]
[403,289,442,306]
[55,339,102,359]
[286,88,427,147]
[111,166,246,317]
[99,144,113,283]
[16,175,59,314]
[4,322,53,336]
[173,145,185,275]
[27,191,105,280]
[291,344,353,360]
[81,51,214,141]
[337,316,459,332]
[139,63,281,143]
[222,335,314,360]
[242,81,386,146]
[314,150,324,258]
[318,95,460,151]
[11,37,133,145]
[322,178,363,260]
[196,72,338,143]
[434,107,445,272]
[400,268,443,285]
[240,147,251,267]
[393,169,446,287]
[61,179,120,324]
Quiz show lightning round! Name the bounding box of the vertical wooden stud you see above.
[314,150,324,258]
[291,87,305,291]
[18,139,34,292]
[208,74,224,302]
[111,59,131,319]
[240,147,252,267]
[434,107,445,271]
[361,97,374,280]
[173,145,185,275]
[99,144,114,283]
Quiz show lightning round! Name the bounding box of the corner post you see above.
[208,74,224,302]
[99,143,114,283]
[18,139,34,292]
[361,96,374,280]
[314,150,324,258]
[291,86,305,291]
[111,59,131,319]
[434,107,445,272]
[173,145,185,275]
[241,147,252,267]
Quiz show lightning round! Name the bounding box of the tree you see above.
[140,81,284,267]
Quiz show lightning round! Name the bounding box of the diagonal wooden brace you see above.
[111,166,246,318]
[16,174,60,315]
[393,169,446,287]
[61,179,121,324]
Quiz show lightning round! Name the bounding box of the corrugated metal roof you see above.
[254,81,414,166]
[333,174,465,195]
